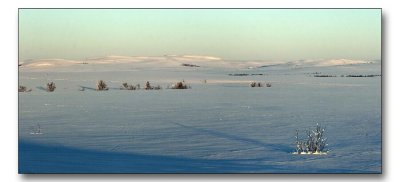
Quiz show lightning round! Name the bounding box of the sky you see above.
[19,9,381,61]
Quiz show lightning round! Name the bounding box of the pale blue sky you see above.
[19,9,381,61]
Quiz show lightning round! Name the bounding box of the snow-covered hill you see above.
[19,55,377,72]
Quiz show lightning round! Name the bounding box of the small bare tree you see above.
[295,123,327,154]
[46,82,56,92]
[97,80,109,91]
[145,81,153,90]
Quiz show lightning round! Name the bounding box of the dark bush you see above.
[19,85,32,92]
[46,82,56,92]
[314,75,336,77]
[182,63,200,67]
[250,82,271,87]
[145,81,153,90]
[97,80,109,91]
[170,81,190,89]
[121,82,136,90]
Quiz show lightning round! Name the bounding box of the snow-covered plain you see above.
[18,56,381,173]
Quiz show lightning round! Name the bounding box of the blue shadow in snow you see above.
[19,140,373,174]
[19,141,280,174]
[172,122,293,153]
[78,85,97,91]
[36,86,47,91]
[78,85,138,91]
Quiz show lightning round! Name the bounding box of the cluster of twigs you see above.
[295,124,327,154]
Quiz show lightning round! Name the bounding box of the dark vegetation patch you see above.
[229,73,266,76]
[144,81,162,90]
[345,74,381,77]
[168,81,191,89]
[249,82,271,87]
[120,82,138,90]
[182,63,200,67]
[96,80,109,91]
[314,75,336,77]
[18,85,32,92]
[46,82,56,92]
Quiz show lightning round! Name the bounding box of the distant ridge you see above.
[19,55,377,71]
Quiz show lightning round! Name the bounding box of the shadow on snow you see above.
[172,122,293,153]
[19,141,279,174]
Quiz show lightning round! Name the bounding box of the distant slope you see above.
[19,55,377,72]
[257,59,374,69]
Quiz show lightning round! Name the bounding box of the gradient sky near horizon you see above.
[19,9,381,61]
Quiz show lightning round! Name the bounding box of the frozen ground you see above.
[18,56,381,173]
